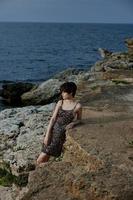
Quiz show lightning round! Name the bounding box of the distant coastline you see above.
[0,21,133,25]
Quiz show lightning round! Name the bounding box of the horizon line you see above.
[0,21,133,25]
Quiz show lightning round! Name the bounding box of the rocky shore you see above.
[0,38,133,200]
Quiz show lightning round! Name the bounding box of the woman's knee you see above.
[37,153,44,163]
[36,152,50,164]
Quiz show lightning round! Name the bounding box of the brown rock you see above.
[125,38,133,56]
[19,106,133,200]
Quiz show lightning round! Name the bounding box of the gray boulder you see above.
[21,79,63,106]
[1,82,35,106]
[0,103,55,176]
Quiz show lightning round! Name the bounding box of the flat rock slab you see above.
[63,107,133,199]
[0,186,14,200]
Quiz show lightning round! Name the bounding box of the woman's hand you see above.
[65,122,75,130]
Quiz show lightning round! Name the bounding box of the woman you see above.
[36,81,82,166]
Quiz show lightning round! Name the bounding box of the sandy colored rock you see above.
[19,105,133,200]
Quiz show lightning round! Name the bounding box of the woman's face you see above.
[61,91,73,99]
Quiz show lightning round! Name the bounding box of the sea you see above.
[0,22,133,110]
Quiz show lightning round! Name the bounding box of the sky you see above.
[0,0,133,23]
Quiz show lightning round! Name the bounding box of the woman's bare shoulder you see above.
[52,100,62,118]
[75,102,82,112]
[56,99,62,107]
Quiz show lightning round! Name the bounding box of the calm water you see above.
[0,22,133,85]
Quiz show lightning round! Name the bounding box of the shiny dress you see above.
[41,100,78,157]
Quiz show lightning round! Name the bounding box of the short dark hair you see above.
[59,82,77,97]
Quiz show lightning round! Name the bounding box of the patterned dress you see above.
[41,100,78,157]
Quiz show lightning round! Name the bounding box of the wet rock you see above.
[1,82,35,106]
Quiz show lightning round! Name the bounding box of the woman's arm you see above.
[44,100,62,139]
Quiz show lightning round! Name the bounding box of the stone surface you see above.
[53,67,85,81]
[62,109,133,200]
[17,106,133,200]
[0,186,14,200]
[0,82,35,106]
[21,78,62,106]
[0,103,56,177]
[91,52,133,72]
[98,48,112,58]
[21,72,86,106]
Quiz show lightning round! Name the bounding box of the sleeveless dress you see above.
[41,100,78,157]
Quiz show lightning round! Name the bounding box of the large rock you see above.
[21,79,63,106]
[125,38,133,46]
[125,38,133,56]
[17,106,133,200]
[62,109,133,200]
[91,38,133,72]
[21,69,86,106]
[91,52,133,72]
[1,82,35,106]
[0,103,55,177]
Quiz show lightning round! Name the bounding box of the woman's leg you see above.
[36,152,50,165]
